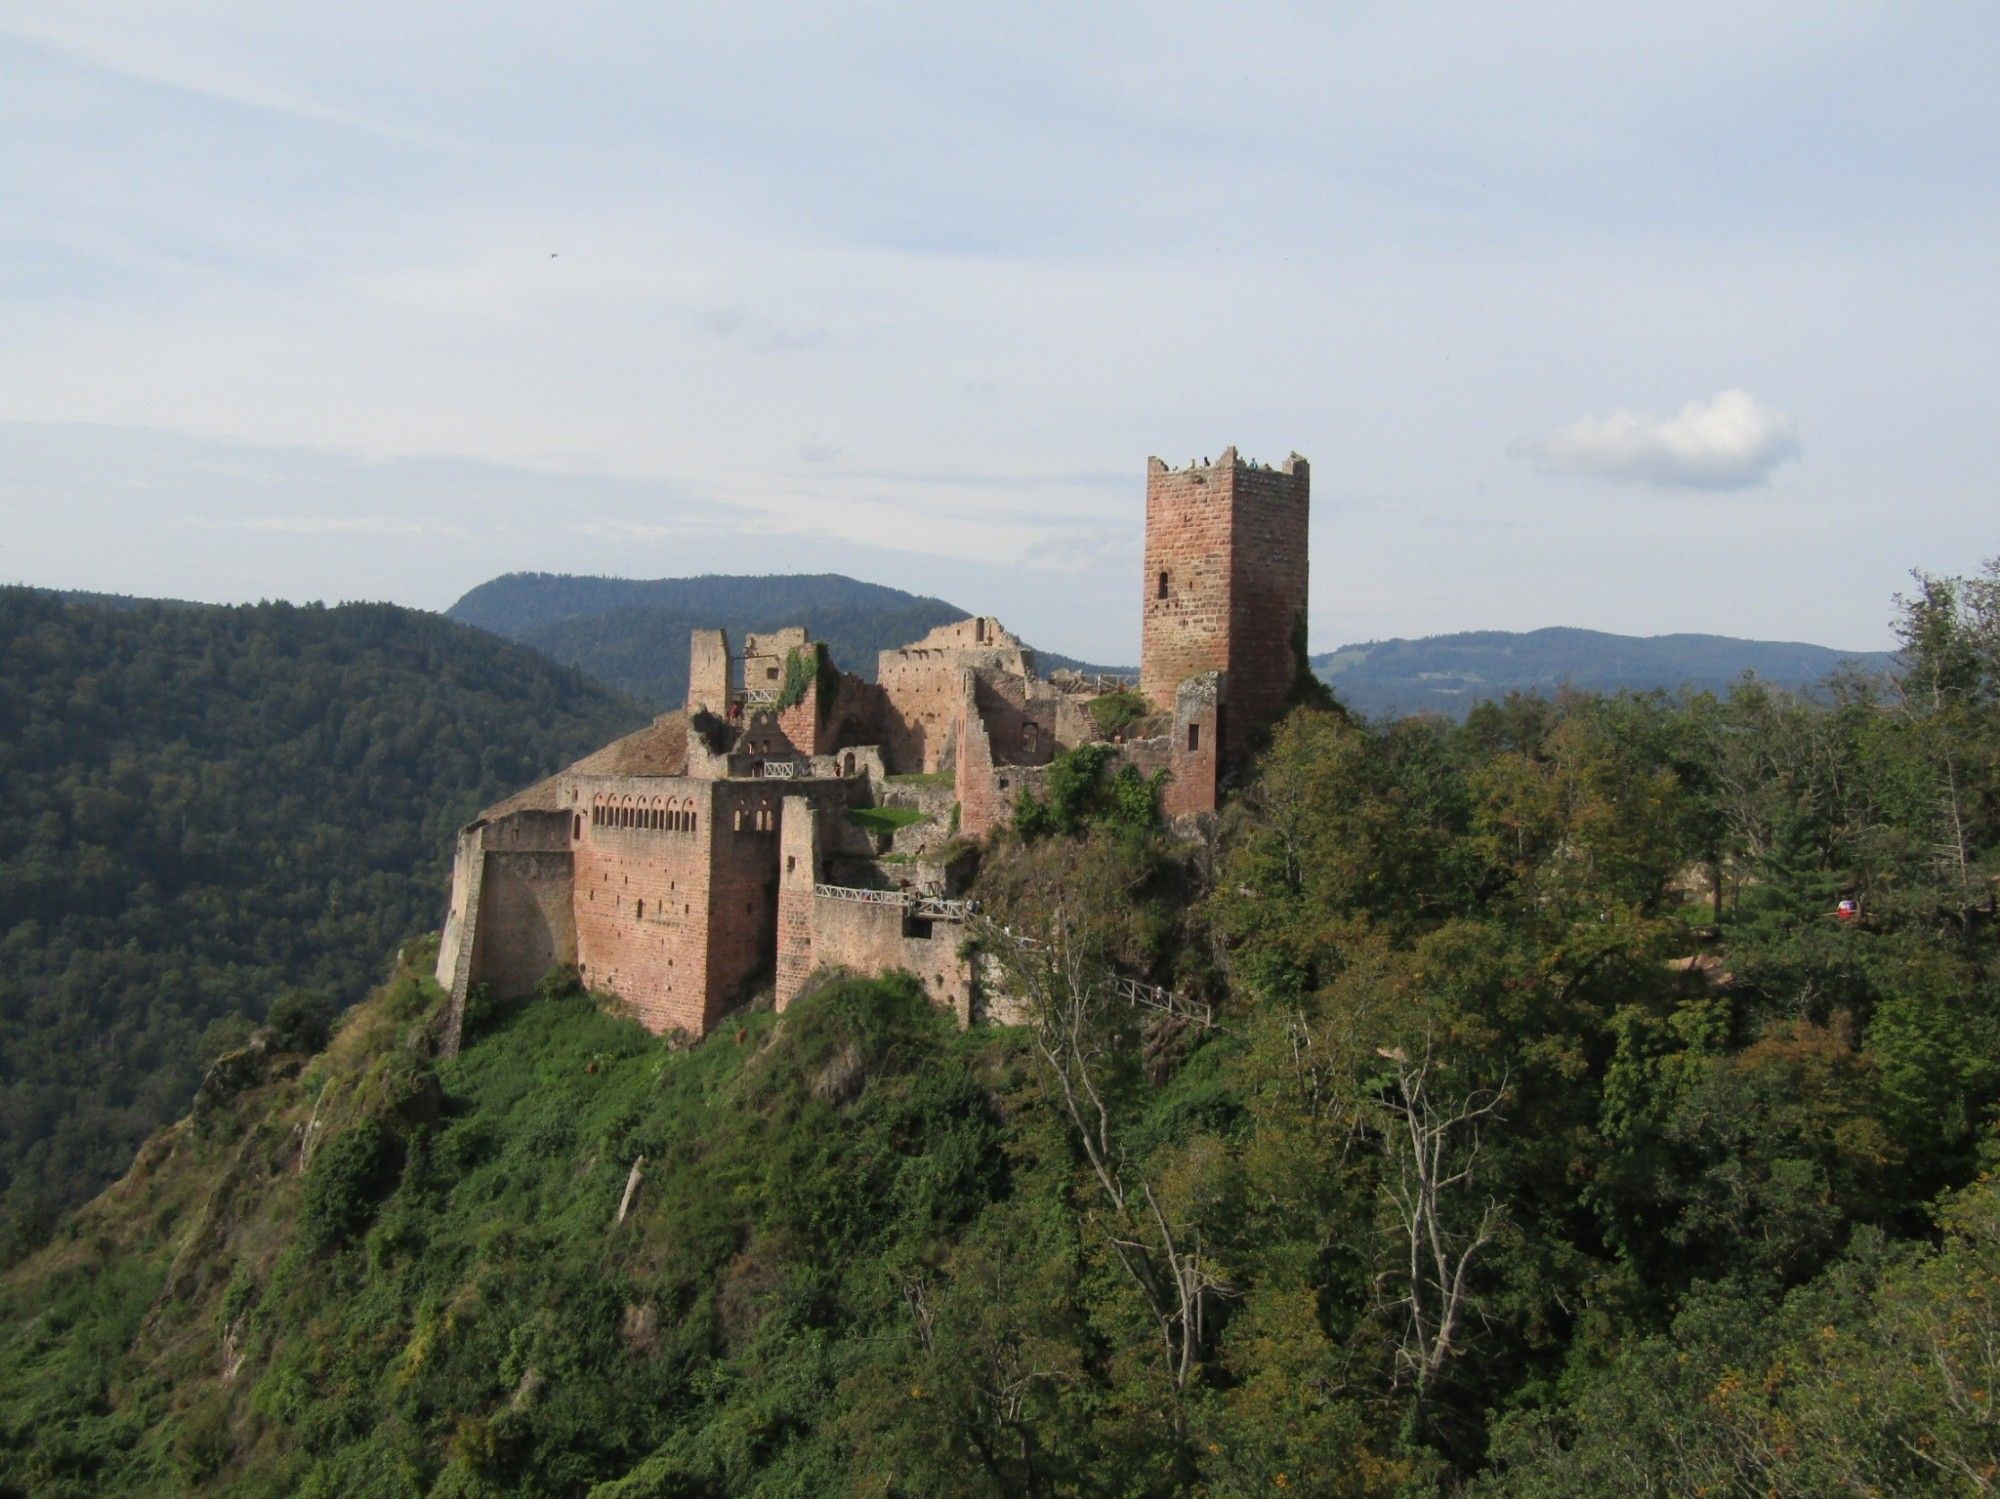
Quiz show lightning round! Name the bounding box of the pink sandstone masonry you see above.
[438,444,1312,1042]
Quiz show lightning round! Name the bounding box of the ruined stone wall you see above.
[800,894,974,1025]
[1163,671,1224,818]
[878,617,1033,774]
[970,670,1059,765]
[571,777,718,1035]
[1225,455,1310,744]
[687,628,730,717]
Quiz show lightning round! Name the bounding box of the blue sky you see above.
[2,4,1994,660]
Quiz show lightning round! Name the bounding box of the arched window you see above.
[686,801,698,833]
[843,752,856,777]
[636,899,644,920]
[1158,570,1170,599]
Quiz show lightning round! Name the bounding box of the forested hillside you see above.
[446,571,1127,704]
[0,590,644,1249]
[1314,625,1897,719]
[2,561,1995,1496]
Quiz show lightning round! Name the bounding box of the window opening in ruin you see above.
[974,618,986,644]
[1188,723,1201,752]
[636,900,644,919]
[1024,724,1038,752]
[573,814,582,838]
[999,777,1010,790]
[1158,570,1170,599]
[786,855,796,874]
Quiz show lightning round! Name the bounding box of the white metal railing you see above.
[812,884,973,922]
[1051,673,1139,696]
[739,687,779,706]
[759,760,803,779]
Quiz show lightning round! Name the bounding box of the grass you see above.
[884,771,953,788]
[848,805,926,836]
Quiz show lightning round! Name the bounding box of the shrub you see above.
[298,1118,401,1253]
[266,990,335,1055]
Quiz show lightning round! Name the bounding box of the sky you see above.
[2,4,1995,662]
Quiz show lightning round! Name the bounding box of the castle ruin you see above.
[436,447,1309,1036]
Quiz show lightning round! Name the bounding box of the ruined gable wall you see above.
[687,629,731,717]
[1225,455,1310,744]
[571,777,716,1035]
[775,796,819,1011]
[436,823,484,993]
[954,677,1004,837]
[970,670,1059,765]
[877,619,1033,774]
[1141,457,1238,712]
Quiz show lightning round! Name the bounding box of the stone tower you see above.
[1140,447,1310,756]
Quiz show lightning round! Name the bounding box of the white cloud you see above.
[1537,389,1800,490]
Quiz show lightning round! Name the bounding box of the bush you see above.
[266,990,335,1055]
[297,1118,401,1253]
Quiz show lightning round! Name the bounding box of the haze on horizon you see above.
[2,3,1994,663]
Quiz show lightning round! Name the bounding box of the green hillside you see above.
[3,560,1996,1495]
[0,589,645,1247]
[1316,625,1897,719]
[446,572,1127,706]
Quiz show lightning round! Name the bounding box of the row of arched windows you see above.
[590,797,698,833]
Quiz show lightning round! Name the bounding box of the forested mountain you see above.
[4,563,1994,1496]
[446,571,1126,705]
[1315,625,1897,719]
[0,590,644,1248]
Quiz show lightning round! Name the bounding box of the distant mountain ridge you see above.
[1315,626,1899,719]
[447,571,1128,706]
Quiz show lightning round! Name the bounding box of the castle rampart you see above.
[441,444,1310,1041]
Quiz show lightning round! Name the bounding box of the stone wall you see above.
[704,780,787,1018]
[571,776,718,1035]
[478,847,577,998]
[775,796,820,1011]
[803,894,975,1024]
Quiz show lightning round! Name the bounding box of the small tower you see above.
[1140,448,1310,757]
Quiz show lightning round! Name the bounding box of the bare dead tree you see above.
[983,903,1228,1402]
[1368,1035,1508,1412]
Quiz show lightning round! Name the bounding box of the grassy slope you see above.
[0,953,1056,1497]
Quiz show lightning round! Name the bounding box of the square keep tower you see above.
[1140,448,1310,753]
